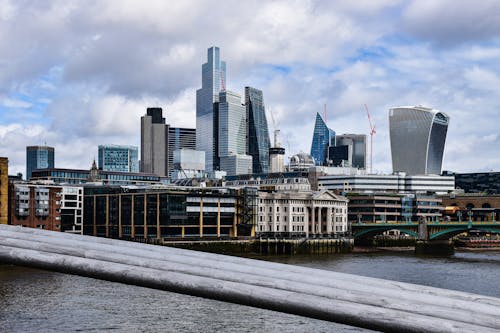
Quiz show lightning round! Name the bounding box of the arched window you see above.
[466,203,475,210]
[482,203,491,209]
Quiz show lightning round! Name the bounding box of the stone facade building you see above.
[257,190,348,237]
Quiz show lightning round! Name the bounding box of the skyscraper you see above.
[26,145,55,180]
[333,134,367,169]
[310,112,335,166]
[98,145,139,173]
[389,106,449,175]
[196,46,226,172]
[218,90,253,176]
[141,107,168,177]
[245,86,271,174]
[141,107,196,178]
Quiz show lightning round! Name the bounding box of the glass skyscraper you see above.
[218,90,246,157]
[196,46,226,172]
[26,145,55,180]
[98,145,139,173]
[245,87,270,173]
[389,106,449,175]
[310,112,335,166]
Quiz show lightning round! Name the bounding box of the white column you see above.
[327,207,332,235]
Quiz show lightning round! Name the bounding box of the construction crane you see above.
[269,107,280,147]
[220,69,226,91]
[364,104,376,174]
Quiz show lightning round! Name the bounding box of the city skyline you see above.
[1,1,500,175]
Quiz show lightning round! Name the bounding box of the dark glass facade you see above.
[310,113,335,166]
[245,87,271,174]
[452,172,500,194]
[83,187,257,240]
[26,146,55,180]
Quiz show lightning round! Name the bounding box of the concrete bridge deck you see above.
[1,224,500,333]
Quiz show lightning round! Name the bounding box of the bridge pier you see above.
[415,240,454,256]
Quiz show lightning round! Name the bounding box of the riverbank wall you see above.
[163,238,353,255]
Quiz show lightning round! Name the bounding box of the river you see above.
[1,250,499,332]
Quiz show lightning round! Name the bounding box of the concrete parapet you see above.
[0,225,499,332]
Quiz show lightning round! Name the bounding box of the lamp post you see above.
[457,210,462,223]
[357,214,362,224]
[467,210,473,223]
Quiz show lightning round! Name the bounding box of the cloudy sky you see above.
[1,0,500,176]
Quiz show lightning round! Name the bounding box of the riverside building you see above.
[256,190,349,237]
[9,182,84,233]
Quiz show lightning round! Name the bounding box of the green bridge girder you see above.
[351,221,500,240]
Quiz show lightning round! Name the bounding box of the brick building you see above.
[0,157,8,225]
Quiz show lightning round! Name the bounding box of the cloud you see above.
[0,0,500,176]
[402,0,500,46]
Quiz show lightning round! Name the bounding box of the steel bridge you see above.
[1,224,500,332]
[352,220,500,240]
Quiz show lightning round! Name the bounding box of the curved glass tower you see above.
[310,112,335,166]
[245,87,270,173]
[389,106,449,175]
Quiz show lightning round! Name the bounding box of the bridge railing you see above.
[1,224,500,333]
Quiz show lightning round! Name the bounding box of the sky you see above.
[1,0,500,176]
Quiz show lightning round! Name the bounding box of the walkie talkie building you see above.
[389,106,449,175]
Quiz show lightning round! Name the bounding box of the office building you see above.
[83,186,257,239]
[98,145,139,173]
[289,153,316,172]
[318,173,455,194]
[0,157,8,224]
[141,107,168,176]
[171,149,205,180]
[168,127,196,178]
[26,145,55,180]
[389,106,449,175]
[217,90,253,176]
[220,154,253,176]
[196,46,226,172]
[245,87,270,173]
[31,168,160,185]
[141,107,195,178]
[348,194,443,223]
[310,113,335,166]
[332,134,367,169]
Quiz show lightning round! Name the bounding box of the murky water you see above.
[1,250,499,332]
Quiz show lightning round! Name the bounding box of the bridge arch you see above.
[353,227,419,239]
[430,227,500,240]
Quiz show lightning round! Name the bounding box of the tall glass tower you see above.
[26,145,55,180]
[218,90,246,157]
[310,113,335,166]
[196,46,226,172]
[245,87,270,173]
[389,106,449,175]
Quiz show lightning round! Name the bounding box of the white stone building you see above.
[257,190,348,237]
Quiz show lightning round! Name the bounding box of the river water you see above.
[1,250,499,332]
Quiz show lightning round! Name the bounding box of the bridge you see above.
[1,224,500,332]
[352,220,500,240]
